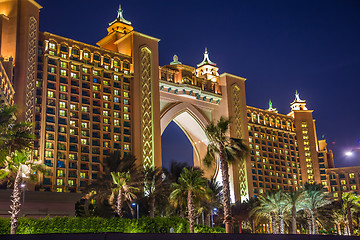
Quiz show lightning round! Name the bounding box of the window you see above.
[80,172,86,179]
[340,180,346,185]
[81,139,88,145]
[333,192,338,198]
[47,91,54,98]
[123,92,129,98]
[103,118,109,124]
[49,42,56,50]
[83,51,89,59]
[114,135,120,141]
[81,122,88,128]
[68,180,74,186]
[45,151,53,158]
[124,144,130,151]
[124,106,129,112]
[114,119,120,126]
[114,97,119,103]
[71,72,78,79]
[59,110,66,117]
[45,142,53,149]
[103,95,109,101]
[60,85,67,92]
[56,179,63,186]
[349,173,355,178]
[81,106,88,112]
[103,111,109,116]
[114,75,119,81]
[114,90,119,95]
[60,69,67,76]
[57,170,64,177]
[93,70,99,76]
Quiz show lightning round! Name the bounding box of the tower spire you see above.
[290,90,307,111]
[197,48,216,67]
[267,99,278,113]
[109,3,132,26]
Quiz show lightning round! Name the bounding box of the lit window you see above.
[104,118,109,124]
[301,122,307,128]
[70,129,75,135]
[114,60,119,67]
[71,65,78,71]
[49,42,56,50]
[57,179,63,186]
[114,75,119,81]
[45,151,54,158]
[93,85,100,91]
[103,142,109,148]
[341,180,346,185]
[124,114,129,120]
[71,72,78,79]
[68,180,74,186]
[81,106,88,112]
[47,91,54,98]
[81,131,87,137]
[114,97,119,103]
[103,95,109,101]
[60,70,67,76]
[61,53,67,59]
[81,122,88,128]
[114,90,119,95]
[70,120,76,127]
[114,119,120,126]
[342,186,347,191]
[81,139,88,145]
[103,111,109,116]
[57,188,63,192]
[114,135,120,141]
[114,112,119,118]
[70,104,77,110]
[59,110,66,117]
[69,154,76,160]
[123,92,129,98]
[59,102,66,108]
[103,80,109,86]
[333,193,338,197]
[60,62,67,68]
[57,170,64,177]
[82,67,88,73]
[124,144,130,151]
[351,185,357,190]
[80,172,86,179]
[60,85,67,92]
[124,106,129,112]
[104,103,109,109]
[45,142,53,149]
[93,70,99,76]
[349,173,355,178]
[83,52,89,58]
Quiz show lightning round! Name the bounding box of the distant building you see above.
[326,166,360,200]
[0,0,356,203]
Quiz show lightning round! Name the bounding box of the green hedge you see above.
[0,217,225,234]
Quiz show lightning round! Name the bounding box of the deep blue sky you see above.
[36,0,360,168]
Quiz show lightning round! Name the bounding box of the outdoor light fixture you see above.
[345,151,353,156]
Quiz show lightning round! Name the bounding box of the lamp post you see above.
[132,202,139,219]
[211,208,217,227]
[20,183,26,216]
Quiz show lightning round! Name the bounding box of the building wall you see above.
[326,166,360,200]
[35,32,133,192]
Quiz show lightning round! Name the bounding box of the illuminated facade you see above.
[0,0,352,202]
[326,166,360,200]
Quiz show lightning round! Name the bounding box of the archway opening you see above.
[161,121,194,171]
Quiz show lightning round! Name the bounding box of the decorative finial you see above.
[170,54,182,65]
[197,48,216,67]
[269,99,273,109]
[109,3,132,26]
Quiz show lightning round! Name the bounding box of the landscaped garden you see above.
[0,106,360,236]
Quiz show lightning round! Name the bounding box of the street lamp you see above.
[211,208,217,227]
[20,183,26,216]
[345,151,353,157]
[132,202,139,220]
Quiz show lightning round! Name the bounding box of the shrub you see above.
[0,216,224,234]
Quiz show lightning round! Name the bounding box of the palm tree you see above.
[85,152,139,217]
[285,190,307,234]
[203,117,249,233]
[0,150,43,234]
[251,190,289,234]
[0,105,34,154]
[143,167,170,217]
[110,171,139,217]
[170,167,208,233]
[341,192,360,236]
[303,183,331,234]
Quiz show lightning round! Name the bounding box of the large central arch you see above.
[160,102,219,178]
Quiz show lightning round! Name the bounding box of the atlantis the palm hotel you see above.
[0,0,359,216]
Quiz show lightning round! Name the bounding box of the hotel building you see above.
[0,0,358,203]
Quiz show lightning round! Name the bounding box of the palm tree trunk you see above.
[128,202,135,218]
[188,190,195,233]
[10,168,22,234]
[251,219,255,233]
[219,147,233,233]
[279,214,284,234]
[346,203,353,235]
[116,189,123,217]
[271,216,277,234]
[307,216,312,234]
[291,204,297,234]
[238,217,242,233]
[311,212,316,234]
[336,223,341,235]
[149,195,155,218]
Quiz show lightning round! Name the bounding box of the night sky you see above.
[36,0,360,169]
